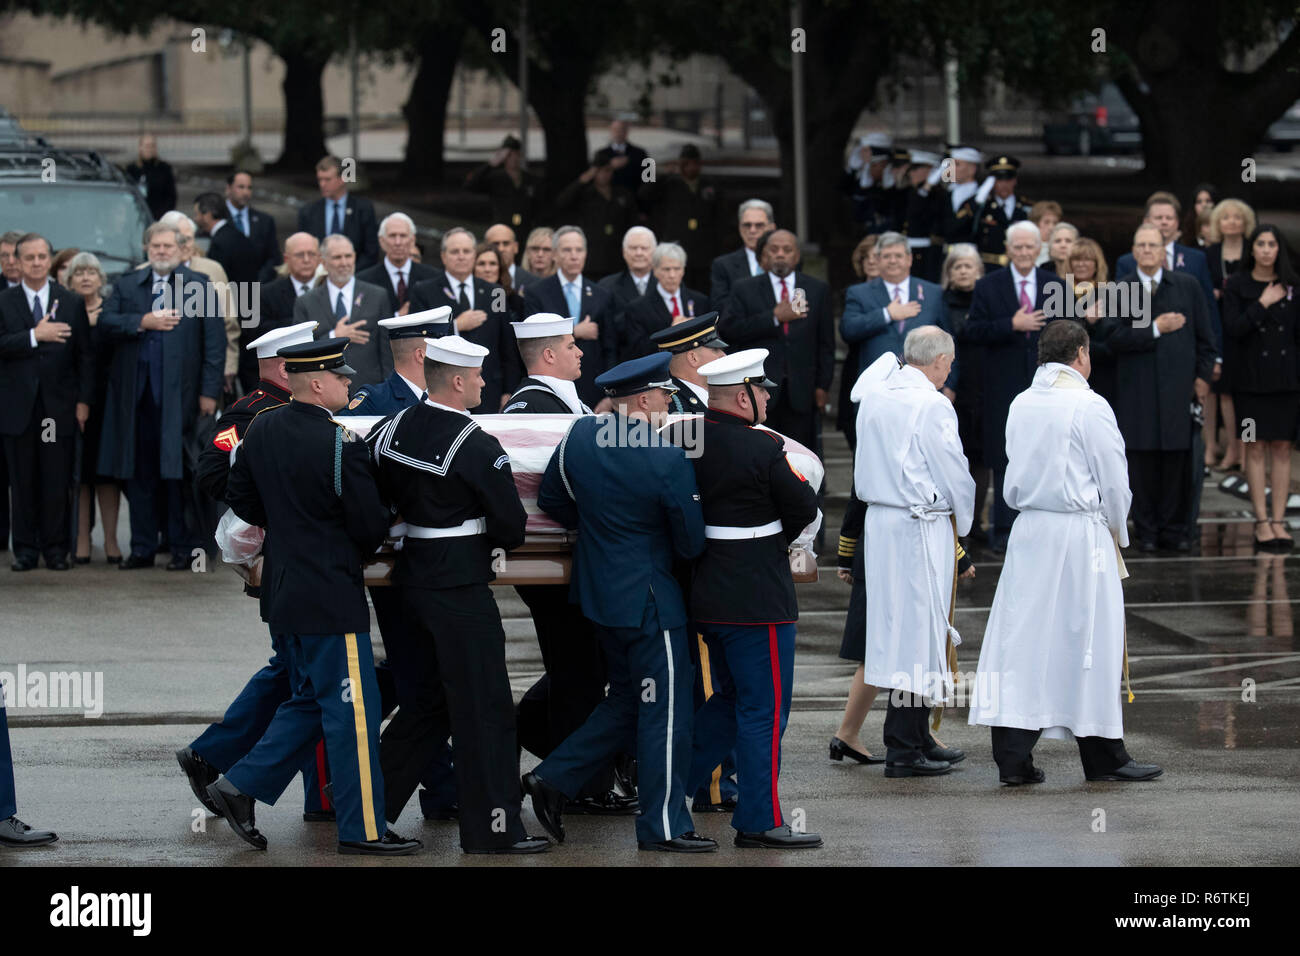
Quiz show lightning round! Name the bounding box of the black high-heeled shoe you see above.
[829,736,885,764]
[105,554,122,565]
[73,555,91,565]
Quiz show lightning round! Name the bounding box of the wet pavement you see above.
[2,429,1299,866]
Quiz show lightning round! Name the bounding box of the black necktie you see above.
[457,282,470,312]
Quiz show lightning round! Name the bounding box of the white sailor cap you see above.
[949,146,982,163]
[909,150,942,167]
[512,313,574,339]
[425,334,489,367]
[246,320,317,358]
[858,132,893,150]
[697,348,777,388]
[379,307,452,338]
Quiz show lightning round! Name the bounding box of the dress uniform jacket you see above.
[337,369,423,418]
[227,401,389,634]
[501,376,588,414]
[523,276,618,408]
[668,377,707,414]
[973,195,1032,266]
[687,409,818,625]
[196,380,290,501]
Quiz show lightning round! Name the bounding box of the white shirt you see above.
[22,278,53,348]
[446,273,475,310]
[880,278,909,322]
[327,277,356,318]
[293,277,314,296]
[398,372,425,401]
[533,374,589,415]
[631,271,651,296]
[210,218,227,237]
[385,257,411,293]
[1010,265,1036,307]
[424,397,470,418]
[508,263,520,285]
[949,180,976,211]
[683,379,709,406]
[1164,241,1177,270]
[226,201,248,232]
[1139,268,1165,337]
[658,284,686,316]
[1001,194,1017,220]
[745,247,760,277]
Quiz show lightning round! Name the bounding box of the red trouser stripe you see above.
[768,623,782,828]
[316,740,330,809]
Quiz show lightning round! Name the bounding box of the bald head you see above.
[283,232,321,283]
[484,223,518,268]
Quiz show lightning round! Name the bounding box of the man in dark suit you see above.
[963,220,1068,551]
[553,149,638,280]
[294,235,391,391]
[356,212,439,317]
[123,133,176,222]
[639,144,723,292]
[606,119,650,195]
[194,191,263,389]
[718,229,833,453]
[522,225,618,410]
[972,155,1032,268]
[407,227,521,412]
[598,225,657,357]
[484,223,540,290]
[225,171,281,282]
[622,242,711,362]
[98,222,225,569]
[840,232,956,389]
[0,232,22,289]
[297,155,380,270]
[258,233,321,331]
[0,233,94,570]
[709,199,774,305]
[1107,225,1217,552]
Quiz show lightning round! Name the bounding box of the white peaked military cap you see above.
[246,320,317,358]
[698,348,777,388]
[512,313,574,339]
[425,334,489,366]
[910,150,942,166]
[859,132,893,150]
[379,307,452,337]
[949,146,982,163]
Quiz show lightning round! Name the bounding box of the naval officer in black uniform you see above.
[370,335,549,854]
[680,348,823,849]
[209,338,420,856]
[180,320,335,823]
[522,353,716,853]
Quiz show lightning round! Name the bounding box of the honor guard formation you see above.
[18,115,1300,858]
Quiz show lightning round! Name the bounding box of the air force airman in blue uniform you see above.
[338,307,451,418]
[207,338,421,856]
[522,352,718,853]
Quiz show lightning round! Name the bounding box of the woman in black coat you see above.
[943,243,988,542]
[1204,198,1257,471]
[1222,224,1300,550]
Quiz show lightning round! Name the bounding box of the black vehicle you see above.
[0,117,152,277]
[1042,83,1143,156]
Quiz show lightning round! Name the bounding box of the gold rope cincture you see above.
[930,515,960,733]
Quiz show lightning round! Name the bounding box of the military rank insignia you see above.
[212,425,240,452]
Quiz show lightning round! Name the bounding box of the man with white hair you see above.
[160,210,240,392]
[962,219,1066,552]
[598,225,658,350]
[709,199,774,304]
[969,319,1163,784]
[356,212,439,316]
[854,326,974,777]
[622,242,712,361]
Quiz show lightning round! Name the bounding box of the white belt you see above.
[704,519,783,540]
[404,517,486,539]
[906,237,932,249]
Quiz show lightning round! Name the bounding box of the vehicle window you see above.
[0,185,150,274]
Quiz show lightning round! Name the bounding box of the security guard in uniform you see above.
[523,353,716,853]
[208,338,419,855]
[337,307,460,822]
[180,320,335,823]
[681,348,823,849]
[973,155,1031,268]
[370,336,548,854]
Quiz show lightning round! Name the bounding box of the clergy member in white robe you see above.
[855,326,975,777]
[969,320,1163,785]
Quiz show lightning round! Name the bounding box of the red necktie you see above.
[396,271,407,306]
[1019,279,1032,339]
[671,294,680,318]
[780,278,789,336]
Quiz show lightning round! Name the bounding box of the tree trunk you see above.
[402,22,466,183]
[275,47,329,171]
[524,58,593,200]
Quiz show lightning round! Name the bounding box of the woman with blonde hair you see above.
[1205,198,1257,472]
[1068,237,1118,406]
[1045,222,1079,275]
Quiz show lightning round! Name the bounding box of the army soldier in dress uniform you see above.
[208,338,420,856]
[973,155,1031,269]
[523,353,716,853]
[370,336,549,854]
[648,311,728,414]
[180,320,336,825]
[337,307,460,822]
[678,349,823,849]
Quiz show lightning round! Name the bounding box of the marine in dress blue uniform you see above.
[679,349,824,848]
[179,321,335,821]
[207,338,420,855]
[522,353,718,853]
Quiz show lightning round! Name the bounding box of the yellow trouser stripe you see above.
[344,633,379,841]
[697,634,723,804]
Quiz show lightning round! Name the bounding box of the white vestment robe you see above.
[968,362,1133,739]
[853,354,975,705]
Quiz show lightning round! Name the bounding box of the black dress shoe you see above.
[119,554,155,570]
[884,757,952,777]
[924,744,966,764]
[566,789,639,815]
[464,835,551,855]
[521,772,566,843]
[1000,768,1046,786]
[691,797,738,813]
[11,557,37,572]
[73,555,91,565]
[829,736,886,764]
[734,825,823,849]
[0,816,58,848]
[338,828,422,856]
[640,831,719,853]
[303,809,336,822]
[1086,759,1164,782]
[613,753,637,797]
[105,554,122,566]
[45,557,70,571]
[205,777,266,850]
[421,804,459,822]
[166,553,190,571]
[175,747,220,814]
